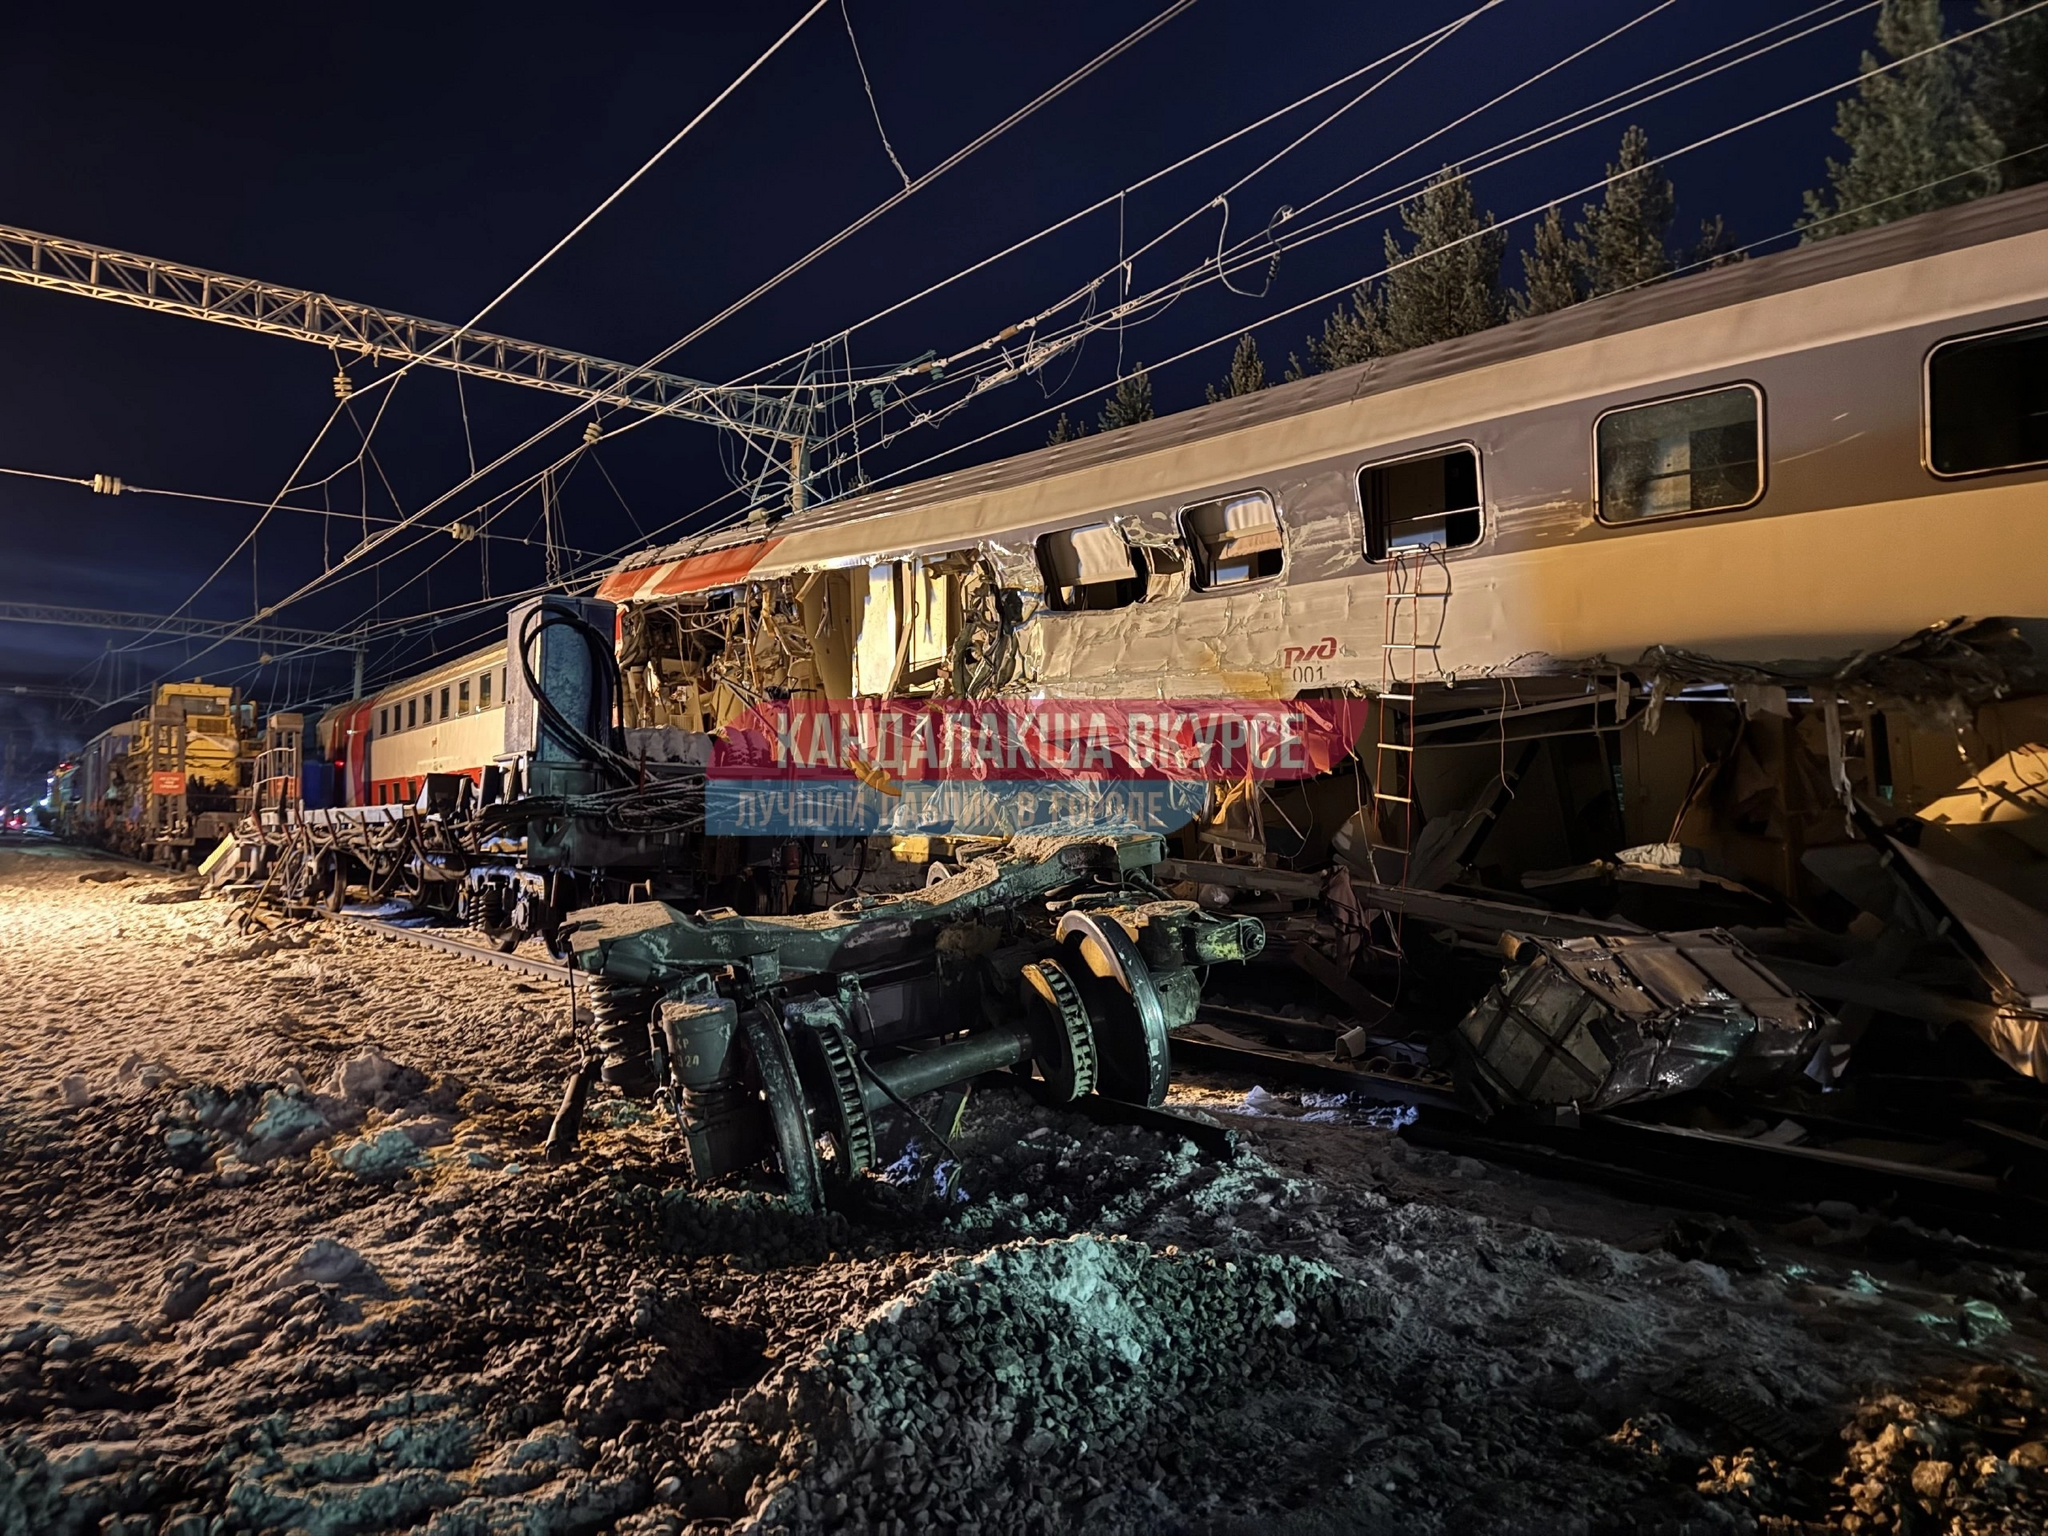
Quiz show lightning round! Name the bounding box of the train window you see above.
[1927,319,2048,476]
[439,686,450,720]
[377,707,387,737]
[458,680,471,715]
[406,698,417,731]
[479,671,492,710]
[1182,491,1283,589]
[1359,446,1483,560]
[1037,522,1144,611]
[1596,384,1761,522]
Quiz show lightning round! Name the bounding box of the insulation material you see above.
[1972,1007,2048,1081]
[853,564,899,698]
[905,562,952,678]
[799,570,856,700]
[980,537,1043,590]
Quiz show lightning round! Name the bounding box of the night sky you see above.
[0,0,1908,791]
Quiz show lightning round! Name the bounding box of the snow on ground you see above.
[3,842,2048,1534]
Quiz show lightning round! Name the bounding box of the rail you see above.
[334,912,571,982]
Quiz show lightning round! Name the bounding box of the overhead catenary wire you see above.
[621,0,1201,383]
[101,1,832,698]
[722,0,1533,392]
[366,0,1861,594]
[184,0,1202,659]
[679,0,1874,471]
[0,464,598,551]
[730,0,2048,525]
[97,0,2016,703]
[824,0,1885,412]
[774,0,1925,445]
[841,0,911,189]
[1102,0,1890,328]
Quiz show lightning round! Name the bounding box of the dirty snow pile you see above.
[5,846,2048,1535]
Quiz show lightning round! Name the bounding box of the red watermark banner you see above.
[711,699,1371,787]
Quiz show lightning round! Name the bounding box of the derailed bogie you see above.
[565,834,1263,1211]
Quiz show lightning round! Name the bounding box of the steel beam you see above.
[0,223,811,442]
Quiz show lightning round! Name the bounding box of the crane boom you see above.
[0,222,810,444]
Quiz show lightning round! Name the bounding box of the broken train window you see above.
[1036,522,1145,612]
[1359,445,1483,560]
[1595,383,1762,523]
[1181,491,1284,589]
[1926,317,2048,477]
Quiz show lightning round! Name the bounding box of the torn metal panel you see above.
[1637,617,2048,722]
[1455,929,1838,1114]
[1889,838,2048,1010]
[1919,743,2048,856]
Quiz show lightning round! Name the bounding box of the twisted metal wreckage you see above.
[207,186,2048,1227]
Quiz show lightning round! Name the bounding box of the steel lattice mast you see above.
[0,221,814,476]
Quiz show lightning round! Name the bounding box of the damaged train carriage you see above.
[597,181,2048,1081]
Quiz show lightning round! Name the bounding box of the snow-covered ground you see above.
[3,843,2047,1534]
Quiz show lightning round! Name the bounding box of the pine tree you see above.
[1974,1,2048,189]
[1309,290,1383,371]
[1365,170,1505,355]
[1514,204,1582,317]
[1801,0,2003,240]
[1293,170,1506,369]
[1684,214,1742,272]
[1206,333,1268,402]
[1046,412,1085,446]
[1096,367,1154,432]
[1577,126,1674,296]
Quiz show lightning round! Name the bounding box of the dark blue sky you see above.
[0,0,1915,778]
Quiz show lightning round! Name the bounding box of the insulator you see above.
[333,372,353,399]
[582,420,602,445]
[90,474,123,496]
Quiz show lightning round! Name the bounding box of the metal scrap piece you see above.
[1454,928,1839,1114]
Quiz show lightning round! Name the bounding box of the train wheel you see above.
[1020,958,1098,1104]
[1056,911,1171,1107]
[742,1004,823,1214]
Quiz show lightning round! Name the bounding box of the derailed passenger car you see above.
[573,186,2048,1217]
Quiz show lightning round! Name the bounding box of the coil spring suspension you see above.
[468,885,506,935]
[589,973,660,1096]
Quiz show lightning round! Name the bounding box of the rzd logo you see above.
[1281,636,1339,667]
